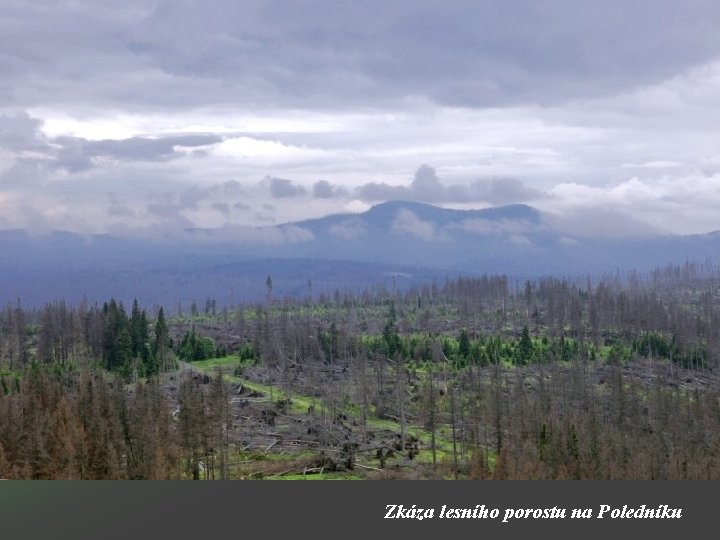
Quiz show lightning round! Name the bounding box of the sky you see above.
[2,0,720,236]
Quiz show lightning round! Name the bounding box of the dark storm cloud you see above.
[4,1,720,110]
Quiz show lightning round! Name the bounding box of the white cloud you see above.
[509,234,533,246]
[281,225,314,243]
[391,209,437,241]
[621,160,682,169]
[211,136,329,163]
[329,220,365,239]
[539,173,720,235]
[453,218,535,236]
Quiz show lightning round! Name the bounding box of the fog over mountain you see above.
[2,200,718,308]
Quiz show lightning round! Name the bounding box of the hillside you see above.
[2,201,720,307]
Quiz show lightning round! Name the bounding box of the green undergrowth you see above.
[268,472,362,480]
[187,356,320,414]
[187,355,479,470]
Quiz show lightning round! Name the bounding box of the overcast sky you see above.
[2,0,720,236]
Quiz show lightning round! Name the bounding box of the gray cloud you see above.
[0,113,56,187]
[146,202,194,228]
[312,180,348,199]
[354,182,406,201]
[177,186,206,211]
[0,160,46,187]
[75,134,221,161]
[266,177,307,198]
[483,177,549,205]
[0,111,223,178]
[211,180,245,196]
[3,3,720,237]
[108,205,136,217]
[410,165,445,200]
[0,112,46,151]
[356,165,549,204]
[356,165,441,201]
[4,2,720,110]
[543,208,660,239]
[211,202,230,215]
[52,134,222,172]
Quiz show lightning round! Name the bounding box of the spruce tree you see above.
[459,328,471,359]
[518,325,533,365]
[153,307,170,372]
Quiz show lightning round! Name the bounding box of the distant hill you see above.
[1,200,719,307]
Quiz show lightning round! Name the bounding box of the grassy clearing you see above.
[186,356,320,414]
[187,355,490,473]
[187,355,241,371]
[268,472,362,480]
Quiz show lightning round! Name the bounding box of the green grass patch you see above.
[268,472,362,480]
[187,354,241,371]
[188,356,319,414]
[187,355,493,470]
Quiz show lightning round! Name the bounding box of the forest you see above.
[2,261,720,479]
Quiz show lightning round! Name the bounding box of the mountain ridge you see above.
[2,200,720,307]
